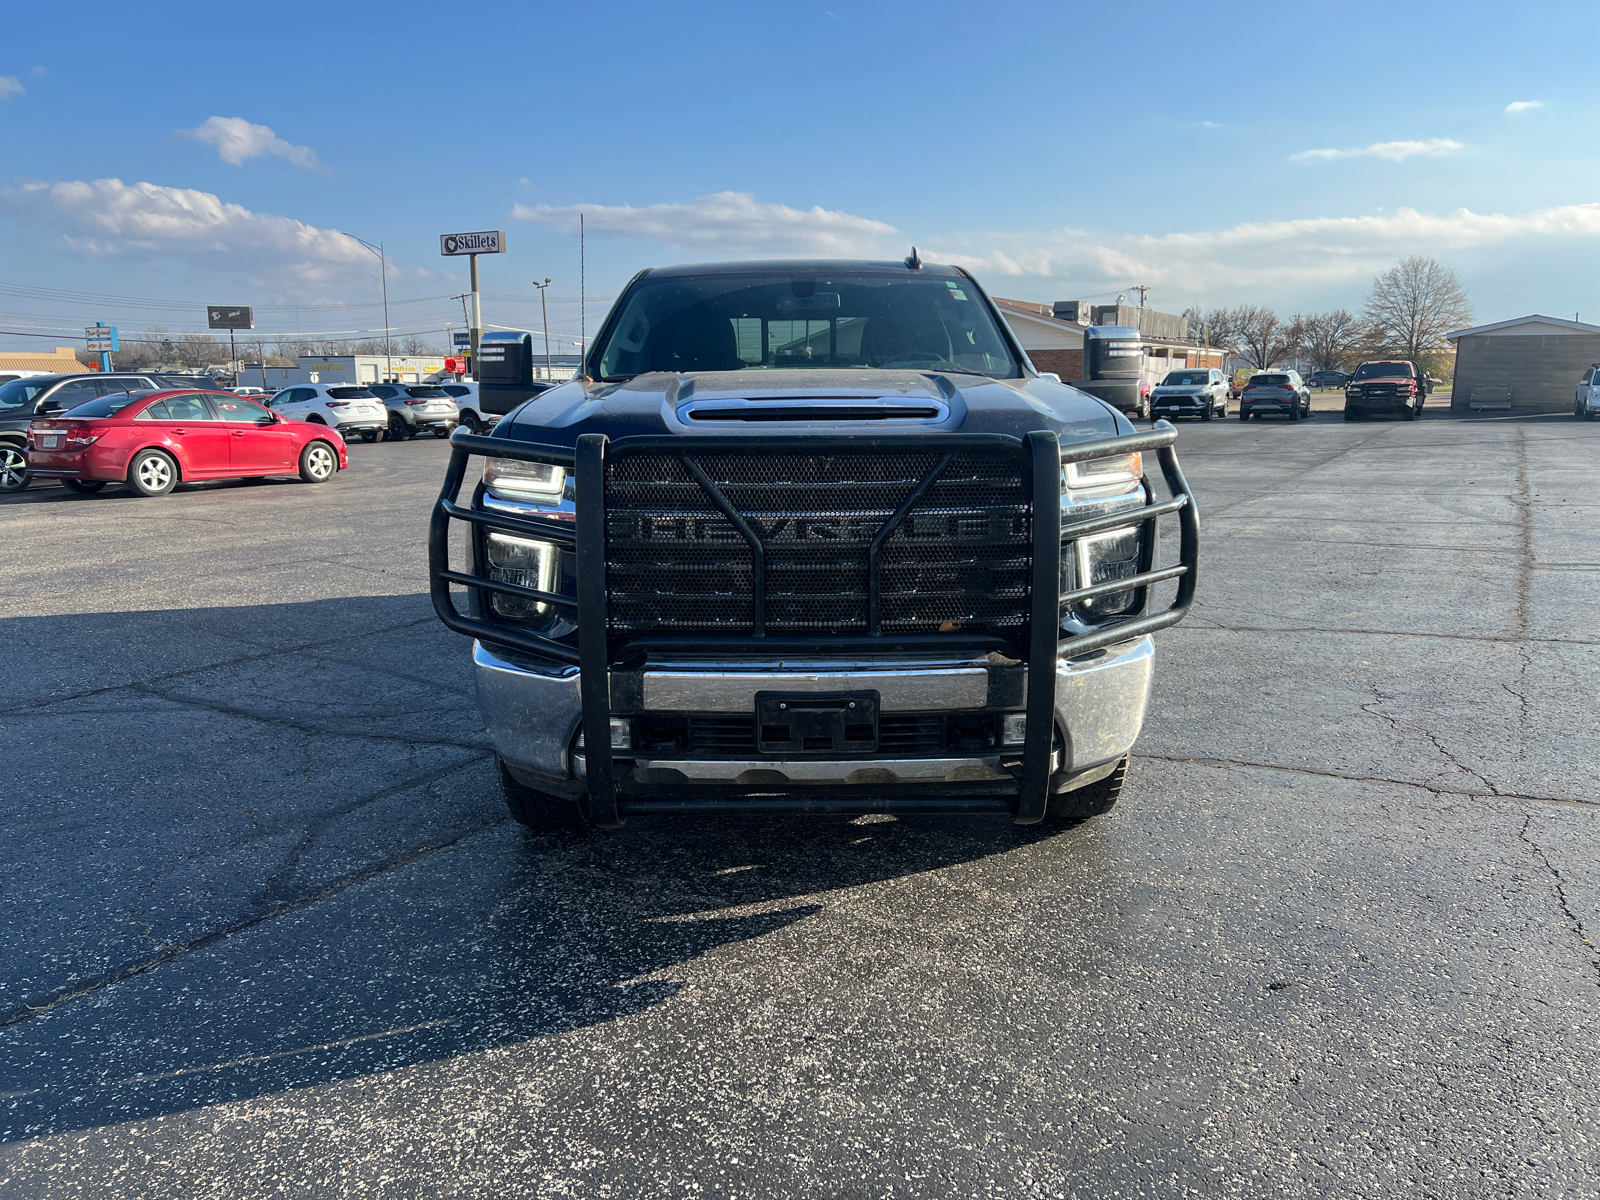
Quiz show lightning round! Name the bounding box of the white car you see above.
[265,384,390,442]
[1576,365,1600,420]
[368,383,459,440]
[231,386,270,396]
[437,381,494,434]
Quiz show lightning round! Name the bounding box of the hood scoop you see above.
[680,397,946,424]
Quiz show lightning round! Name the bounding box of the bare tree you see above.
[1297,309,1365,373]
[397,333,436,355]
[1232,305,1298,368]
[1362,256,1472,375]
[1198,307,1239,353]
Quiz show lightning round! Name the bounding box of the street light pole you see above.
[350,234,392,382]
[533,277,552,380]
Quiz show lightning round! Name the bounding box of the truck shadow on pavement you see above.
[1,790,1080,1141]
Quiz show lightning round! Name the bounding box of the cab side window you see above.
[43,379,101,412]
[162,394,215,421]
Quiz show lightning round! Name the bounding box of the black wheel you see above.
[1237,409,1248,421]
[386,416,411,442]
[432,425,451,439]
[1402,403,1417,421]
[1201,403,1214,421]
[360,430,379,443]
[298,440,338,483]
[1046,756,1128,822]
[1289,403,1301,421]
[498,757,590,830]
[458,410,482,435]
[1344,408,1356,421]
[128,449,178,496]
[306,415,326,426]
[0,444,32,493]
[62,479,106,494]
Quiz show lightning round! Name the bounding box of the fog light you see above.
[577,719,632,751]
[1001,713,1027,746]
[485,532,560,618]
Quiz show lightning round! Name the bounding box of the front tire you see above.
[1046,756,1128,822]
[0,444,30,494]
[498,758,590,830]
[128,449,177,497]
[63,479,106,494]
[298,440,337,484]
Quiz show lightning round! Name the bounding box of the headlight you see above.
[484,532,560,618]
[1063,451,1142,491]
[1061,526,1144,621]
[483,458,566,503]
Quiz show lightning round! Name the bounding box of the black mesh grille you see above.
[603,447,1032,637]
[649,712,993,756]
[877,714,946,753]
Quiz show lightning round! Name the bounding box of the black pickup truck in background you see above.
[476,331,556,417]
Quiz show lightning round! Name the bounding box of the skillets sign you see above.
[440,231,506,256]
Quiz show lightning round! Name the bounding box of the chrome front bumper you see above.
[474,636,1153,794]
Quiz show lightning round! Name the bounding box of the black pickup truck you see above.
[430,257,1198,830]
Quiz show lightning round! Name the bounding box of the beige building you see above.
[0,347,84,376]
[1447,315,1600,412]
[993,297,1224,386]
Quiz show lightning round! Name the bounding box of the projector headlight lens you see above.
[483,458,566,503]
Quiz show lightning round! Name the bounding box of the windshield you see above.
[1163,371,1209,386]
[59,393,150,418]
[0,378,49,412]
[593,270,1020,380]
[328,387,378,399]
[1354,362,1413,380]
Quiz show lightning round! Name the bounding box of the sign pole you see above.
[469,253,481,382]
[229,328,237,383]
[98,323,111,372]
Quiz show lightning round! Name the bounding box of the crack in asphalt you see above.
[128,682,488,752]
[1517,816,1600,982]
[0,794,502,1031]
[1134,753,1595,809]
[1163,623,1600,649]
[0,613,443,719]
[256,753,493,907]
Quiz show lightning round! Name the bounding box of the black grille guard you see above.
[429,422,1199,827]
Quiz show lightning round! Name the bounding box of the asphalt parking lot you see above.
[2,400,1598,1198]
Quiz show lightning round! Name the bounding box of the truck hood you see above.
[495,368,1131,447]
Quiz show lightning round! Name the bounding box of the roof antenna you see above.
[905,246,921,270]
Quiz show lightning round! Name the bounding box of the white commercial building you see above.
[238,354,455,389]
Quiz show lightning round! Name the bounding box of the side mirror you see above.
[254,413,277,426]
[1038,371,1062,384]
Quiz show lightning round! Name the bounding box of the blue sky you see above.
[3,0,1598,352]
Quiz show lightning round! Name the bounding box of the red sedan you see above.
[27,389,347,497]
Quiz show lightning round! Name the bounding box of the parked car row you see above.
[0,369,486,495]
[1575,364,1600,420]
[22,387,346,496]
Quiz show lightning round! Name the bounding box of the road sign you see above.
[452,332,471,348]
[440,230,505,256]
[207,306,254,330]
[85,325,118,353]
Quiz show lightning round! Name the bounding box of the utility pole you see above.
[533,278,553,379]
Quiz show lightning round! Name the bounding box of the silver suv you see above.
[1151,368,1229,421]
[368,384,459,441]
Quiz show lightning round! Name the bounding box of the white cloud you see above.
[925,202,1600,302]
[1289,137,1463,163]
[512,191,901,257]
[0,177,378,293]
[0,76,23,100]
[1505,100,1542,113]
[178,116,325,172]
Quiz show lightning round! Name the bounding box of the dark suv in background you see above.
[0,372,199,493]
[1345,360,1427,420]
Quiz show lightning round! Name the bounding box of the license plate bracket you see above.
[755,691,879,755]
